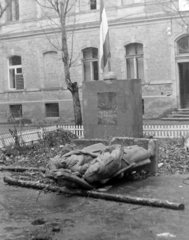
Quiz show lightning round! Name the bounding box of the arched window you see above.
[125,43,144,82]
[177,35,189,108]
[8,55,24,90]
[177,36,189,54]
[82,47,99,81]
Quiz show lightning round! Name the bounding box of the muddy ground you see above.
[1,171,189,240]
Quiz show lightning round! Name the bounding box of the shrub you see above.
[43,129,78,147]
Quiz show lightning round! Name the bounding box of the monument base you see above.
[82,79,143,139]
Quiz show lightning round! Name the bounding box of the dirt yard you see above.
[1,129,189,240]
[1,171,189,240]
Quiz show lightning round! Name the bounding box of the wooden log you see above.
[3,176,184,210]
[0,166,46,172]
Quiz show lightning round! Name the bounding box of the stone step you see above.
[172,111,189,115]
[161,117,189,121]
[167,114,189,118]
[161,109,189,121]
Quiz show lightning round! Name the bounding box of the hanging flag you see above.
[99,0,111,72]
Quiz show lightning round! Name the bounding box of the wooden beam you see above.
[3,176,184,211]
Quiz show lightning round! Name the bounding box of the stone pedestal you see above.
[82,79,143,139]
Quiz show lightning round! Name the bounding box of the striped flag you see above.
[99,0,111,72]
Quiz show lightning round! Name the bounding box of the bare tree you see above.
[0,0,13,19]
[154,0,189,28]
[36,0,82,125]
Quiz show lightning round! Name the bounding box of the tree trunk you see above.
[4,176,185,210]
[60,3,82,125]
[70,82,82,125]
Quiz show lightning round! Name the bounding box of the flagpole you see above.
[108,57,111,72]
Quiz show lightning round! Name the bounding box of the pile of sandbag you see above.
[46,143,152,189]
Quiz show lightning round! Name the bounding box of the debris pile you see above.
[158,138,189,175]
[1,133,189,185]
[1,132,186,211]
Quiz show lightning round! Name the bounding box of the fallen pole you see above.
[3,176,184,211]
[0,166,46,172]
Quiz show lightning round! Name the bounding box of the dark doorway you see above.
[179,62,189,108]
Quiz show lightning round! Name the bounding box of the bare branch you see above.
[35,1,80,82]
[0,0,14,19]
[34,0,62,49]
[38,23,62,51]
[69,52,81,67]
[64,0,70,15]
[154,0,189,27]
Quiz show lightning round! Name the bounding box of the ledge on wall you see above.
[40,87,64,91]
[4,89,26,93]
[3,88,67,93]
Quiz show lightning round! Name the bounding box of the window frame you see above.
[8,56,24,90]
[82,47,99,81]
[6,0,20,22]
[9,104,22,119]
[177,35,189,56]
[125,43,144,81]
[45,103,59,118]
[90,0,97,10]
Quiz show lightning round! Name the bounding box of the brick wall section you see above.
[20,0,37,21]
[0,0,187,122]
[43,51,60,88]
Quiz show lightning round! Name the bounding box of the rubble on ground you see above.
[1,131,189,187]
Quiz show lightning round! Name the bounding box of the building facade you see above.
[0,0,189,123]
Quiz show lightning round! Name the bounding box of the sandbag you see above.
[45,142,152,188]
[84,145,123,183]
[46,155,64,171]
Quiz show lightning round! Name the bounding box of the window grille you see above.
[45,103,59,117]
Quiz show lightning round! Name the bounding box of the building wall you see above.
[0,0,187,123]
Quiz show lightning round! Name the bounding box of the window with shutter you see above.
[15,75,24,89]
[8,56,24,90]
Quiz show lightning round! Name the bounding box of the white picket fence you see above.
[63,124,189,139]
[143,124,189,138]
[0,124,189,149]
[0,125,84,149]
